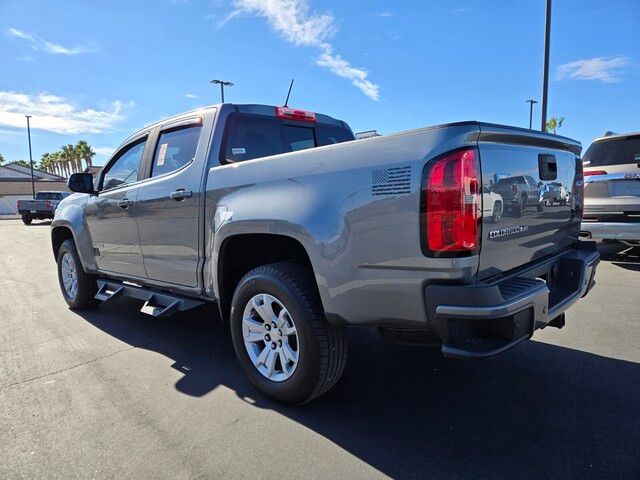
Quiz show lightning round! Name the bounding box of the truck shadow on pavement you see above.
[77,296,640,480]
[597,243,640,272]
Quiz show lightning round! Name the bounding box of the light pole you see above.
[526,99,538,129]
[25,115,35,199]
[210,79,233,103]
[540,0,552,131]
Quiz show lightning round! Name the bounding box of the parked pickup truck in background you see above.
[51,103,599,404]
[17,191,71,225]
[491,175,545,216]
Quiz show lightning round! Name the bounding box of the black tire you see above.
[21,214,32,225]
[537,202,544,212]
[56,239,98,310]
[514,196,526,217]
[230,262,348,405]
[492,201,502,223]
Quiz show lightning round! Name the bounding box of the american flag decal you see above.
[371,165,412,196]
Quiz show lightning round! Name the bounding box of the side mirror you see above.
[68,173,95,194]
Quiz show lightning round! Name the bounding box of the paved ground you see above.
[0,219,638,479]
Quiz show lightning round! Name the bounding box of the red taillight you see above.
[275,106,316,123]
[573,159,585,217]
[45,200,52,209]
[422,148,482,256]
[583,170,607,177]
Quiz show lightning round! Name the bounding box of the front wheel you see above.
[57,239,98,310]
[537,202,545,212]
[230,262,348,405]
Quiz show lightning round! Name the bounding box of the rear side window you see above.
[583,138,640,167]
[223,114,353,163]
[151,125,201,177]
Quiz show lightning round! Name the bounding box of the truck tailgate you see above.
[17,199,49,211]
[477,124,582,280]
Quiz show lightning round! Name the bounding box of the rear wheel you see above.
[230,262,348,405]
[491,201,502,223]
[537,202,544,212]
[56,239,98,310]
[514,196,526,217]
[21,214,32,225]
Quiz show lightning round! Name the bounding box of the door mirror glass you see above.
[68,173,95,194]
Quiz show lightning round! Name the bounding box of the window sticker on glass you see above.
[157,143,168,166]
[232,147,246,155]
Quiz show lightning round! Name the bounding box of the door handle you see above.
[117,199,134,209]
[169,189,193,201]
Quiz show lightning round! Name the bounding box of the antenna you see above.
[284,79,294,107]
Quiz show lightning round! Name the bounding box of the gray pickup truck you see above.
[51,103,599,404]
[17,191,71,224]
[491,175,545,216]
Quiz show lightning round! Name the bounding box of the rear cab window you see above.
[35,192,63,200]
[222,111,354,163]
[583,136,640,167]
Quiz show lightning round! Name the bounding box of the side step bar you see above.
[95,280,204,317]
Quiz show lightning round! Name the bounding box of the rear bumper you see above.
[580,222,640,241]
[425,242,599,359]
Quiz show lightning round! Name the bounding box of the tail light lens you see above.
[573,158,584,217]
[583,170,607,177]
[45,200,52,209]
[421,147,482,257]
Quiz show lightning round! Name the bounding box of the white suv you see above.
[581,132,640,244]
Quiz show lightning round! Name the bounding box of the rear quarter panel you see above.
[205,124,481,328]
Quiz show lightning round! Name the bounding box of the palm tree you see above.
[51,152,63,177]
[76,140,95,170]
[59,146,73,177]
[546,116,565,134]
[0,153,5,165]
[39,152,51,173]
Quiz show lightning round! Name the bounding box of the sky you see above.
[1,0,638,167]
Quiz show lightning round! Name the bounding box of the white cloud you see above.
[227,0,380,100]
[0,91,129,134]
[366,12,392,18]
[556,56,629,83]
[316,46,380,101]
[185,93,199,99]
[6,28,92,56]
[94,146,115,157]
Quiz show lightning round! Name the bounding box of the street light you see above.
[25,115,35,199]
[210,79,234,103]
[526,99,538,129]
[540,0,552,131]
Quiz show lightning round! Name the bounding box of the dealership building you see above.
[0,162,68,214]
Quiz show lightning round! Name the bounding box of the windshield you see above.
[223,113,354,163]
[583,137,640,167]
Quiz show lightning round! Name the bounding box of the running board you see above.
[95,280,204,317]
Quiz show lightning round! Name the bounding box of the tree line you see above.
[38,141,95,178]
[0,141,96,178]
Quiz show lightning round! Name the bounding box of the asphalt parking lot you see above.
[0,219,638,479]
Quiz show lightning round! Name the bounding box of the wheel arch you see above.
[215,233,319,322]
